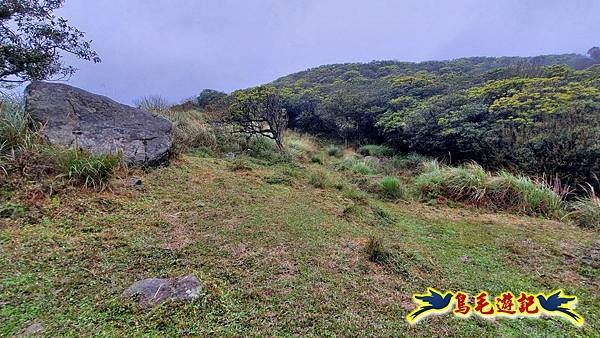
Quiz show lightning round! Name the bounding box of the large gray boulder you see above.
[26,81,172,166]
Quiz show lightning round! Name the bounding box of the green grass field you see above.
[1,153,598,337]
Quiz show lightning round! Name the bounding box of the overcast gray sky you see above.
[56,0,600,105]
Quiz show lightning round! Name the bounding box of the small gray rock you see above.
[123,275,203,305]
[26,81,172,167]
[17,321,43,337]
[224,152,237,159]
[128,176,143,189]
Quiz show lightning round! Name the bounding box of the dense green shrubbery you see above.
[358,144,394,157]
[416,161,566,218]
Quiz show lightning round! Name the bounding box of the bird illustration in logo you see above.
[407,288,454,324]
[537,290,584,326]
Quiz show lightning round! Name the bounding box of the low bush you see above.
[566,186,600,229]
[247,136,279,161]
[358,144,394,157]
[380,177,407,200]
[352,162,371,175]
[326,145,343,158]
[51,148,121,188]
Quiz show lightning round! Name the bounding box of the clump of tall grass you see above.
[310,154,323,164]
[309,167,345,190]
[0,97,27,148]
[158,109,217,154]
[379,176,407,200]
[416,160,566,218]
[358,144,394,157]
[0,96,47,175]
[487,172,567,217]
[366,235,390,263]
[342,186,369,203]
[50,148,121,189]
[309,168,334,188]
[414,160,444,197]
[352,162,372,175]
[565,185,600,229]
[326,144,343,158]
[285,132,318,159]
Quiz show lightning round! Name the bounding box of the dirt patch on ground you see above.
[262,244,299,280]
[161,213,194,250]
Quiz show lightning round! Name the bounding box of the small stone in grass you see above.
[17,321,43,337]
[123,275,203,306]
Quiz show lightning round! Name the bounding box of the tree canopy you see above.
[0,0,100,87]
[227,86,288,154]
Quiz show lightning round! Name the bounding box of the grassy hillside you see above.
[1,135,598,336]
[257,53,600,191]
